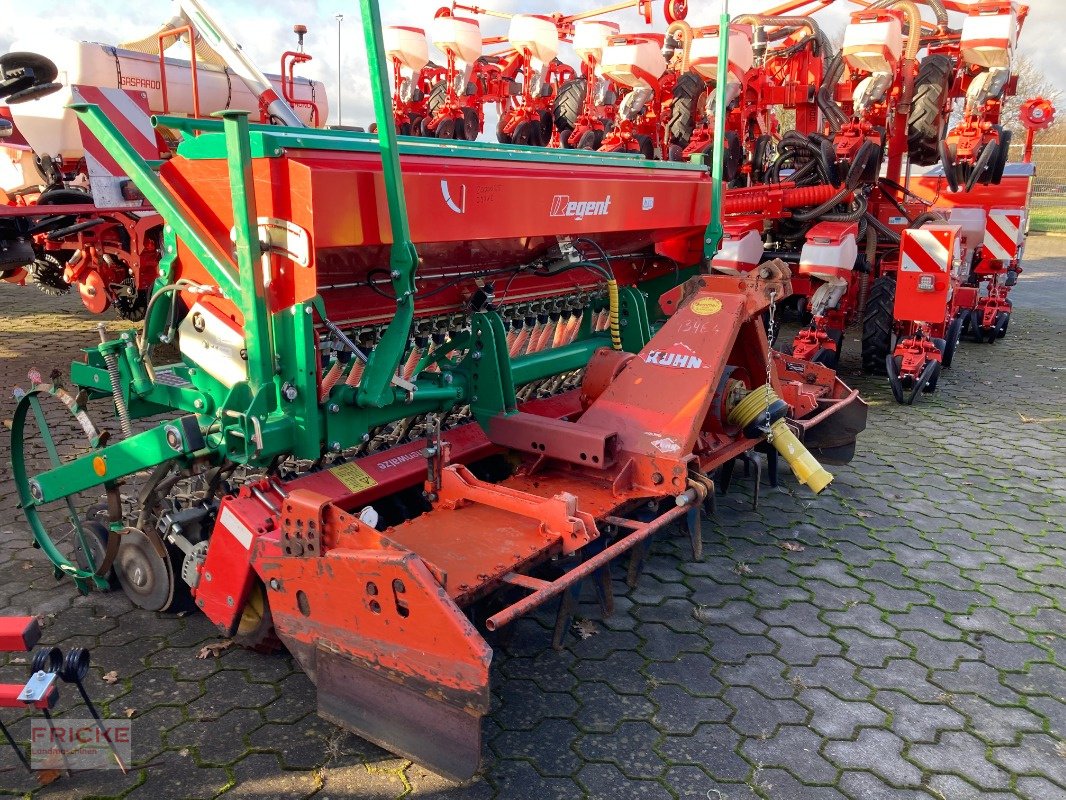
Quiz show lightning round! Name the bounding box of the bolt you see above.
[362,433,370,442]
[226,596,234,607]
[197,598,204,608]
[390,270,401,279]
[269,579,281,590]
[205,572,212,582]
[328,402,340,413]
[194,399,205,410]
[165,426,182,451]
[651,472,664,485]
[330,441,342,452]
[305,306,312,314]
[29,480,43,502]
[471,351,482,361]
[471,395,478,402]
[442,373,453,385]
[282,382,298,402]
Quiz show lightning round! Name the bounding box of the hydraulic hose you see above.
[870,1,922,61]
[791,186,852,222]
[872,0,948,30]
[864,212,902,244]
[818,53,849,134]
[910,211,946,227]
[817,193,869,223]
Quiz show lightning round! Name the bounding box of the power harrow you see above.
[9,0,868,780]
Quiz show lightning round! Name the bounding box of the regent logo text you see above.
[550,194,611,221]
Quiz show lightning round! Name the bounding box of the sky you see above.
[1,0,1063,130]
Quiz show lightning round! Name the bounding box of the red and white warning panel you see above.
[983,209,1026,263]
[71,85,165,208]
[895,224,962,324]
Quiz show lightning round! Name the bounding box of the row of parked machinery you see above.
[383,0,1051,402]
[0,0,1053,783]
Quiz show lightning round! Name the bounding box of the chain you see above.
[765,290,777,443]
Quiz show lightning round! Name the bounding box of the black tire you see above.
[667,72,705,146]
[426,80,447,118]
[459,108,479,141]
[908,55,953,167]
[636,134,655,160]
[553,78,586,137]
[862,275,896,375]
[997,312,1010,339]
[496,115,513,144]
[513,120,538,146]
[942,313,965,368]
[434,117,457,139]
[576,129,601,150]
[990,127,1011,184]
[752,134,774,184]
[538,110,553,146]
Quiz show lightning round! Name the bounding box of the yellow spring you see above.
[607,279,622,350]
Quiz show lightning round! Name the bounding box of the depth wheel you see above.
[942,313,965,368]
[11,383,120,594]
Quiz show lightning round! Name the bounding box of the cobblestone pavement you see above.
[0,236,1063,800]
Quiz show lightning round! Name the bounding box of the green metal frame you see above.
[705,2,732,260]
[13,0,711,586]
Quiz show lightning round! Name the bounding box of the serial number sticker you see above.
[691,297,723,316]
[329,462,378,493]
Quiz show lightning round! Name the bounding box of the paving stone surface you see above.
[0,235,1063,798]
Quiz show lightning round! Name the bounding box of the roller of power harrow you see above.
[10,0,866,781]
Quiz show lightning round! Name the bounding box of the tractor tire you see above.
[553,78,586,144]
[426,80,447,119]
[667,72,705,147]
[861,275,896,375]
[907,55,953,167]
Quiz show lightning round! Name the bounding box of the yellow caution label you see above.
[691,297,723,316]
[329,461,378,493]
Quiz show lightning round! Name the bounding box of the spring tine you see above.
[0,718,31,771]
[345,358,365,387]
[73,682,127,774]
[40,709,72,775]
[551,314,569,349]
[319,360,343,402]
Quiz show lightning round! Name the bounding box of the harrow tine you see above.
[0,718,31,772]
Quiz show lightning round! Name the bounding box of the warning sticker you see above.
[329,462,378,493]
[691,297,723,316]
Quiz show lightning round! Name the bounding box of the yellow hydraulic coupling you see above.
[727,386,834,494]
